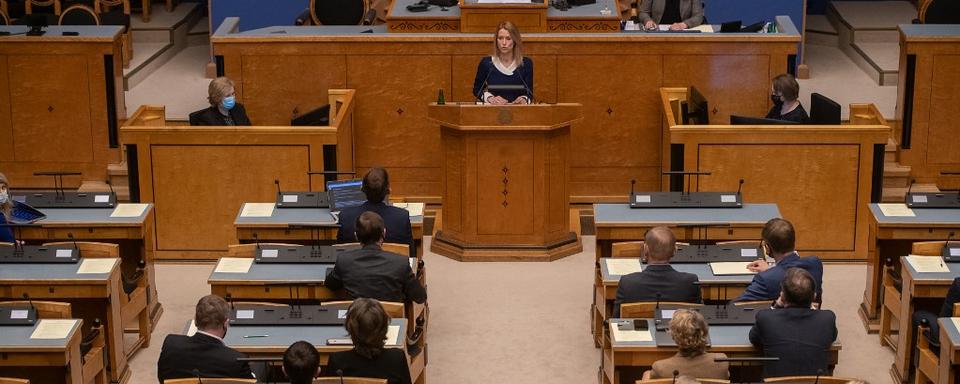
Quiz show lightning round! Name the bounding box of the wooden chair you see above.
[637,379,730,384]
[879,241,945,351]
[611,241,643,258]
[25,0,60,15]
[93,0,131,67]
[336,242,410,256]
[0,378,30,384]
[914,303,960,384]
[917,0,960,24]
[314,377,387,384]
[309,0,375,26]
[620,301,702,319]
[232,301,288,308]
[163,379,256,384]
[763,377,862,384]
[58,4,98,24]
[138,0,174,23]
[322,300,405,318]
[0,300,71,319]
[226,243,302,257]
[43,241,151,350]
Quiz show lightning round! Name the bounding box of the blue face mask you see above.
[221,95,236,110]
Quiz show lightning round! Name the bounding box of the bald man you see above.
[612,226,701,318]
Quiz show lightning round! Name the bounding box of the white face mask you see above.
[0,191,8,205]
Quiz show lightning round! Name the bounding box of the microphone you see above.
[948,231,955,246]
[814,368,823,384]
[672,370,679,384]
[337,369,345,384]
[226,293,234,310]
[22,293,35,312]
[907,178,916,198]
[274,179,282,197]
[736,178,744,196]
[518,65,535,103]
[253,233,260,251]
[193,368,204,384]
[655,292,661,310]
[68,233,79,255]
[630,179,636,198]
[106,179,115,198]
[476,66,494,102]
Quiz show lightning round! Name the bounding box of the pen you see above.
[243,335,269,338]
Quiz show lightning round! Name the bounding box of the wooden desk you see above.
[0,25,125,189]
[593,203,780,259]
[0,319,84,384]
[591,258,753,346]
[859,204,960,333]
[891,257,960,383]
[601,318,841,384]
[211,16,799,202]
[14,205,162,350]
[0,259,127,383]
[121,93,352,260]
[938,317,960,384]
[896,24,960,190]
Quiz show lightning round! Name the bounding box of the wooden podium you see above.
[428,103,583,261]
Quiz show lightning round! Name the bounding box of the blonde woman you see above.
[471,21,534,105]
[189,77,252,126]
[644,309,729,380]
[0,172,14,243]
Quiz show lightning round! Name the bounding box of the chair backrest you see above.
[232,301,289,308]
[163,379,257,384]
[611,241,643,258]
[337,242,410,256]
[920,0,960,24]
[314,377,388,384]
[620,301,702,318]
[763,377,862,384]
[42,241,119,258]
[26,0,61,15]
[93,0,130,15]
[226,243,303,257]
[912,241,946,256]
[0,300,72,319]
[733,300,773,307]
[310,0,367,25]
[322,300,405,318]
[0,378,30,384]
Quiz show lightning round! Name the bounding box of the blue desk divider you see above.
[704,0,803,30]
[211,0,309,32]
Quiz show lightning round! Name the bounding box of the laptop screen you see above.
[326,179,367,212]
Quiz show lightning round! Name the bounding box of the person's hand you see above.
[746,258,770,273]
[644,20,656,30]
[774,296,785,308]
[488,96,509,105]
[511,96,527,104]
[669,22,687,30]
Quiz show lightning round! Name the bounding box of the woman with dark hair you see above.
[326,298,411,384]
[472,21,534,105]
[0,172,15,243]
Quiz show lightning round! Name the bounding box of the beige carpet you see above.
[126,237,894,384]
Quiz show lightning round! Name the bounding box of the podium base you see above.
[431,231,582,262]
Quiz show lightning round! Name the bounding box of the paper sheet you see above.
[385,325,401,346]
[214,258,254,274]
[906,255,950,273]
[689,24,715,32]
[30,319,77,339]
[76,258,116,274]
[110,203,148,218]
[952,318,960,333]
[710,262,756,275]
[611,323,653,342]
[186,320,198,336]
[606,258,643,275]
[240,203,275,218]
[393,202,425,217]
[878,203,916,217]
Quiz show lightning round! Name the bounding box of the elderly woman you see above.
[326,298,411,384]
[766,73,809,123]
[189,77,252,126]
[643,309,729,380]
[0,173,14,243]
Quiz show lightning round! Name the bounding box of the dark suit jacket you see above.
[613,264,701,317]
[0,213,14,243]
[736,253,824,302]
[156,332,253,383]
[638,0,704,27]
[325,244,426,304]
[326,348,412,384]
[337,201,414,257]
[749,307,837,377]
[188,104,252,126]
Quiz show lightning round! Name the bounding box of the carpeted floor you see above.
[125,236,894,384]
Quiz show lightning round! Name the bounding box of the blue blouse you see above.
[472,56,534,103]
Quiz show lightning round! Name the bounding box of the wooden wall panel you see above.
[150,145,310,251]
[0,57,11,162]
[697,144,860,252]
[9,55,93,163]
[924,54,960,166]
[240,55,347,126]
[662,55,770,125]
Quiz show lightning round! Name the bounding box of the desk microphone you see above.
[814,368,823,384]
[518,65,535,103]
[253,233,261,251]
[67,233,79,255]
[226,293,234,310]
[193,368,204,384]
[907,178,916,198]
[629,179,636,198]
[22,293,35,312]
[948,232,955,247]
[736,178,744,196]
[337,369,345,384]
[476,67,494,102]
[106,180,115,198]
[655,292,662,310]
[671,370,679,384]
[274,179,282,197]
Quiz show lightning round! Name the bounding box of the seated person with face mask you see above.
[189,77,252,126]
[766,73,809,123]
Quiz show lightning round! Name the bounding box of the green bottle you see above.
[438,89,445,105]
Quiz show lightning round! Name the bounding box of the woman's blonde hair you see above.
[207,77,235,106]
[669,309,710,357]
[492,21,524,67]
[0,172,11,219]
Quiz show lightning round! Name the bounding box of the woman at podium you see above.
[472,21,534,105]
[0,173,14,243]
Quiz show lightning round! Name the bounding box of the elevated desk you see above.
[0,25,125,189]
[16,205,161,348]
[0,259,127,383]
[939,317,960,384]
[892,257,960,383]
[121,94,352,260]
[602,318,841,384]
[211,16,799,202]
[896,24,960,190]
[0,319,83,384]
[593,203,781,259]
[860,204,960,332]
[664,88,890,260]
[386,0,620,33]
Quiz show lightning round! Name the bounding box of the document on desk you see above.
[605,258,642,275]
[214,258,254,274]
[611,323,652,342]
[710,262,756,275]
[394,202,425,217]
[878,203,916,217]
[385,325,401,346]
[30,319,78,339]
[110,203,149,218]
[906,255,950,273]
[76,258,116,274]
[240,203,275,217]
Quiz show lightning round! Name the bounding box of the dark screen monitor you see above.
[719,21,742,33]
[729,115,800,125]
[809,93,841,125]
[681,86,709,125]
[291,104,331,126]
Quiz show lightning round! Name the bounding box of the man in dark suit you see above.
[189,77,252,126]
[749,268,837,377]
[337,167,414,257]
[735,218,824,302]
[156,295,253,383]
[327,211,426,304]
[613,226,701,317]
